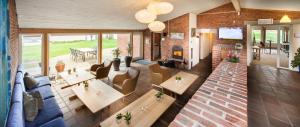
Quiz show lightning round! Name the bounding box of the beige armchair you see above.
[112,68,140,96]
[90,61,112,79]
[148,63,171,85]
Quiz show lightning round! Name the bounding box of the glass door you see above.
[278,26,291,69]
[21,34,43,76]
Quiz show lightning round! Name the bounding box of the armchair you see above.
[112,68,140,96]
[90,61,112,79]
[148,63,171,85]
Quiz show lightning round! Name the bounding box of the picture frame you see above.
[170,33,184,40]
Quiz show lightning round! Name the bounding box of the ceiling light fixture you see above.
[280,14,291,23]
[135,9,157,24]
[148,21,166,33]
[135,1,173,32]
[147,1,174,15]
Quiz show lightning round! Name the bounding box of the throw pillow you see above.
[30,91,44,110]
[23,92,39,121]
[23,76,38,90]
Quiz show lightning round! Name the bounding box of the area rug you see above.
[135,60,152,65]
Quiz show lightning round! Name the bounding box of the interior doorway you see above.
[251,25,291,69]
[152,33,161,60]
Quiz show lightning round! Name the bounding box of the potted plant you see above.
[115,113,123,124]
[291,48,300,73]
[123,111,132,125]
[55,60,65,72]
[227,51,240,63]
[112,48,121,71]
[175,76,182,83]
[155,90,164,101]
[125,43,133,67]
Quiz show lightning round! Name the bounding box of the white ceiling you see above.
[15,0,229,29]
[240,0,300,11]
[15,0,300,30]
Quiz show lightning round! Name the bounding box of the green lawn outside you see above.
[22,39,117,62]
[252,30,282,44]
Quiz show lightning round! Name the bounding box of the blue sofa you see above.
[7,65,66,127]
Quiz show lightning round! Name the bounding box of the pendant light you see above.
[280,14,291,23]
[148,21,166,33]
[135,9,157,24]
[147,1,174,15]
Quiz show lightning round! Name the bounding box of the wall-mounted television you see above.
[218,27,243,40]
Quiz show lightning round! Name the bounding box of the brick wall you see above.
[161,14,190,67]
[117,34,130,56]
[143,29,152,60]
[9,0,19,85]
[198,3,300,45]
[199,3,300,69]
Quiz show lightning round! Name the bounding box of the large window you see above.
[252,30,261,43]
[49,34,98,75]
[266,30,278,43]
[21,34,43,76]
[102,33,130,62]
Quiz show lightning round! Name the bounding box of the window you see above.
[21,34,43,76]
[49,34,98,75]
[102,33,130,61]
[266,30,278,43]
[252,30,261,43]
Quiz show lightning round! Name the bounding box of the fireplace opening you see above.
[172,45,183,60]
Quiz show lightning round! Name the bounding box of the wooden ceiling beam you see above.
[19,28,144,34]
[231,0,241,12]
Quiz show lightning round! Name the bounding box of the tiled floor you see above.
[49,56,212,127]
[248,64,300,127]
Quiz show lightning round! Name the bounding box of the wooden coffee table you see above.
[161,71,198,96]
[100,89,175,127]
[71,80,124,113]
[60,69,95,89]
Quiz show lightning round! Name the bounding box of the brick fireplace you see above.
[172,45,183,60]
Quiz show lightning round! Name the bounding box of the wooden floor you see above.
[248,64,300,127]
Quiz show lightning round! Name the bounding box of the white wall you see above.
[247,25,253,66]
[290,24,300,71]
[188,13,199,69]
[198,29,216,59]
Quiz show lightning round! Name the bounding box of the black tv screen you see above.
[218,27,243,40]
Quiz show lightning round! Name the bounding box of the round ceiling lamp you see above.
[135,9,157,24]
[147,1,174,15]
[148,21,166,33]
[280,14,291,23]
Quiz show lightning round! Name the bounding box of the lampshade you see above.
[147,1,173,15]
[148,21,165,32]
[135,9,157,24]
[280,15,291,23]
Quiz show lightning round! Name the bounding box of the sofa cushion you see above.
[25,97,63,127]
[25,76,51,91]
[6,102,25,127]
[28,85,54,100]
[11,83,24,103]
[24,76,39,90]
[23,92,39,122]
[35,76,51,87]
[40,117,66,127]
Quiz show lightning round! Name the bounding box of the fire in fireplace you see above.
[172,45,183,60]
